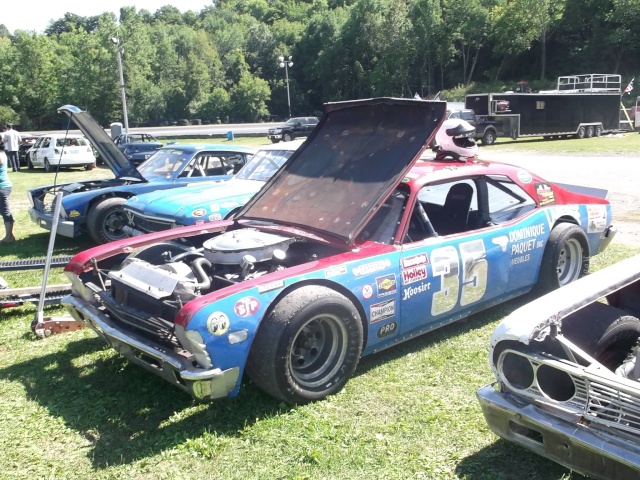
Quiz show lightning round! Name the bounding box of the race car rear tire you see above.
[246,285,363,404]
[594,315,640,371]
[535,223,589,294]
[87,197,128,245]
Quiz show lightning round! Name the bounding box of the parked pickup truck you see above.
[477,253,640,480]
[448,109,503,145]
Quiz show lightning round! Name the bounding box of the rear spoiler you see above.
[555,183,608,199]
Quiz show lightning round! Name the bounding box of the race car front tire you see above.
[246,285,363,404]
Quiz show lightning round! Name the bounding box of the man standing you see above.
[3,124,21,172]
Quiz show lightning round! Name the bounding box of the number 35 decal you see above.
[430,240,488,316]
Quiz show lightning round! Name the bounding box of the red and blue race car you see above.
[62,98,616,404]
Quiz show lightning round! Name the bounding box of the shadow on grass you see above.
[0,335,282,470]
[0,291,542,471]
[353,292,537,379]
[455,439,587,480]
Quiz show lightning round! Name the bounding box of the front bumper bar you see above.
[477,383,640,480]
[62,294,239,401]
[28,208,78,238]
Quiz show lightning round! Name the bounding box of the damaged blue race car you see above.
[28,105,256,244]
[62,98,616,405]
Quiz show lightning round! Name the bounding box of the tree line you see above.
[0,0,638,130]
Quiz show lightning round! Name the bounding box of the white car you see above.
[27,134,95,171]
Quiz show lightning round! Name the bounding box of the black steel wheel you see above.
[86,197,128,244]
[576,126,586,139]
[536,223,589,294]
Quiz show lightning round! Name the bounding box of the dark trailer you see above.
[466,73,622,140]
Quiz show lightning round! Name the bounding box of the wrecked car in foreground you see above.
[61,98,615,405]
[477,254,640,480]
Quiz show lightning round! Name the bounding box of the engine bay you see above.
[92,228,344,339]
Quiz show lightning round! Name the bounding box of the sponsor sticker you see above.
[401,253,428,269]
[377,321,398,339]
[353,259,391,276]
[234,296,260,317]
[376,274,397,297]
[587,205,607,233]
[192,208,207,217]
[402,265,427,285]
[325,265,347,278]
[258,280,285,294]
[69,210,80,218]
[207,312,230,336]
[210,204,220,212]
[370,299,395,324]
[402,282,431,301]
[208,213,223,222]
[517,171,533,184]
[362,284,373,299]
[535,182,556,206]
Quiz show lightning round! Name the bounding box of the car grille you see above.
[97,279,180,348]
[502,349,640,438]
[127,211,173,233]
[586,379,640,436]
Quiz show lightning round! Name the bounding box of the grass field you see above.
[0,135,638,479]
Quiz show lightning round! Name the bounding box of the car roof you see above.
[44,133,86,138]
[158,143,258,153]
[256,140,305,151]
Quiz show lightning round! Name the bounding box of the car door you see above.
[398,178,513,336]
[31,136,49,165]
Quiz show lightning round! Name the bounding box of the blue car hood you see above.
[58,105,144,181]
[126,178,263,218]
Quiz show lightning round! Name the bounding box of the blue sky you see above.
[4,1,213,34]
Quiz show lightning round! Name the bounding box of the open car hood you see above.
[240,97,446,245]
[57,105,144,181]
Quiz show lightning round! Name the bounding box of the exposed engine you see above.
[98,228,340,344]
[111,229,298,305]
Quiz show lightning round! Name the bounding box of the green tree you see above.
[441,0,492,85]
[11,31,61,128]
[230,73,271,121]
